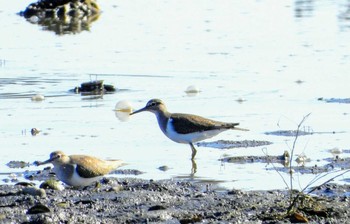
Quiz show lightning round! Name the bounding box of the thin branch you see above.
[262,148,289,189]
[289,113,311,201]
[307,169,350,195]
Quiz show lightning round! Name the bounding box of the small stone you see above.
[111,184,124,192]
[158,166,170,171]
[185,85,200,96]
[27,204,50,214]
[15,182,35,187]
[31,128,41,136]
[31,94,45,101]
[22,187,47,198]
[148,205,167,211]
[39,179,65,191]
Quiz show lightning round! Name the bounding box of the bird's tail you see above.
[232,126,249,131]
[228,123,249,131]
[107,159,128,169]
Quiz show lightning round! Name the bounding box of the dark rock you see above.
[158,165,170,171]
[27,203,51,214]
[148,205,167,211]
[15,182,35,187]
[72,80,117,94]
[31,128,41,136]
[104,84,116,92]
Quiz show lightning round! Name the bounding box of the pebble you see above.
[40,179,65,191]
[31,94,45,101]
[158,166,170,171]
[22,187,47,198]
[185,85,200,96]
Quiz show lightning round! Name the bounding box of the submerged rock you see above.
[6,161,30,169]
[72,80,116,94]
[19,0,100,35]
[265,129,341,136]
[265,130,313,136]
[220,150,290,165]
[318,97,350,104]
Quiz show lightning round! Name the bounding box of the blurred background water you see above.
[0,0,349,190]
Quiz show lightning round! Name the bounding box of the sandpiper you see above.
[35,151,125,187]
[130,99,248,160]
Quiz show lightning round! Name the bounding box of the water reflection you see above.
[294,0,314,18]
[339,1,350,30]
[19,0,100,35]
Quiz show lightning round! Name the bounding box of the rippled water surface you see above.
[1,0,350,190]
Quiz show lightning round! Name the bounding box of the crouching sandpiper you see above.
[35,151,125,187]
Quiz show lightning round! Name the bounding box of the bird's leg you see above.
[191,159,197,176]
[189,143,197,160]
[189,143,198,175]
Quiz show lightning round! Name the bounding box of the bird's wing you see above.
[71,155,112,178]
[170,113,239,134]
[76,164,103,178]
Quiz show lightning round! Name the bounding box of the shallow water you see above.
[0,0,350,190]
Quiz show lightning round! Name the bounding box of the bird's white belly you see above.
[69,170,101,187]
[54,165,101,187]
[165,122,223,143]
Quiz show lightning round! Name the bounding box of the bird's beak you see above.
[34,157,55,166]
[129,106,148,115]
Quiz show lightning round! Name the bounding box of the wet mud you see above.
[197,140,273,149]
[0,177,349,223]
[220,151,289,165]
[2,155,350,223]
[220,151,350,176]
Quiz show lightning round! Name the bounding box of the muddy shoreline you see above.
[2,140,349,223]
[0,175,349,223]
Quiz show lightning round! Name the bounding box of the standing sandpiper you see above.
[130,99,248,160]
[35,151,125,187]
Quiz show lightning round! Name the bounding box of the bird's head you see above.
[130,99,166,115]
[35,151,69,166]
